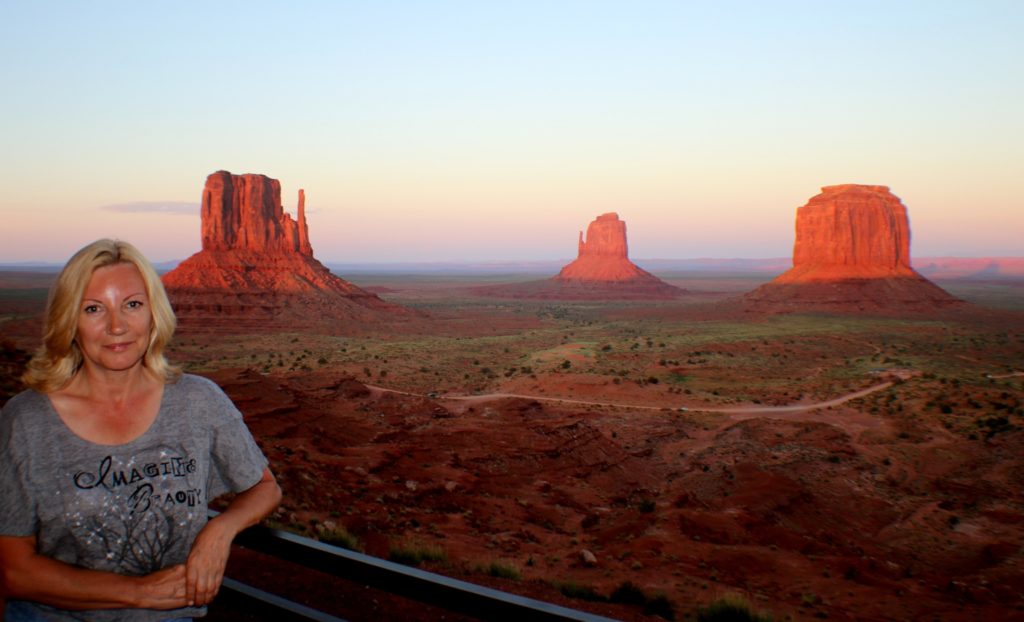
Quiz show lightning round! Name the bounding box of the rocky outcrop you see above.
[555,213,652,282]
[201,172,313,255]
[575,213,629,259]
[744,185,962,313]
[163,171,412,331]
[476,213,683,300]
[778,184,913,282]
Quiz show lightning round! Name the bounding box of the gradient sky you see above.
[2,1,1022,264]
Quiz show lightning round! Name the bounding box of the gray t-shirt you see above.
[0,374,269,621]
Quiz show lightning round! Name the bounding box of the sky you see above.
[2,1,1022,264]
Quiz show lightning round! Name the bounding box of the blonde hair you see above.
[23,239,180,392]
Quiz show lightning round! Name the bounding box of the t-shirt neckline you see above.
[40,382,170,449]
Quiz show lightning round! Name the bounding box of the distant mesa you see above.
[743,184,963,313]
[162,171,412,331]
[475,212,683,300]
[914,257,1024,280]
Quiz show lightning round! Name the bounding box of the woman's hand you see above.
[185,520,233,606]
[134,564,189,609]
[184,468,281,607]
[0,535,189,610]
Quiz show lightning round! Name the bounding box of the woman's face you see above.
[76,262,153,374]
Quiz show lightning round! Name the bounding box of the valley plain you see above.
[1,270,1023,621]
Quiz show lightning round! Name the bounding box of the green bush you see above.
[557,581,606,602]
[697,594,770,622]
[486,561,521,580]
[319,526,363,552]
[389,543,447,567]
[645,593,676,620]
[610,581,646,605]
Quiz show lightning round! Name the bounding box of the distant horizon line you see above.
[2,255,1021,271]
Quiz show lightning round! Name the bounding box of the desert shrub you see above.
[697,594,770,622]
[645,593,676,620]
[319,526,363,552]
[389,543,446,567]
[605,577,675,619]
[556,581,606,602]
[485,561,521,580]
[610,581,646,605]
[800,592,821,606]
[979,415,1013,438]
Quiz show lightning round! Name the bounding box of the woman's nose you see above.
[107,310,127,334]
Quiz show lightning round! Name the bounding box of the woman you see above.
[0,239,281,621]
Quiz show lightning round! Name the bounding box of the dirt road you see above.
[367,381,894,417]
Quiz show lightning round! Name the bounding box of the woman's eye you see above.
[127,300,144,309]
[83,305,99,314]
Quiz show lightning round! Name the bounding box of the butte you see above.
[162,170,412,331]
[476,212,683,300]
[743,184,962,313]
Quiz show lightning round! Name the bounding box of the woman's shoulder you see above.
[171,373,223,392]
[165,373,238,415]
[1,388,48,418]
[0,389,49,435]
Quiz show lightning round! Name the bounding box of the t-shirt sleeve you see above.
[190,377,269,500]
[0,394,40,537]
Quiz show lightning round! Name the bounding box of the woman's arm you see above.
[0,535,188,610]
[184,467,282,606]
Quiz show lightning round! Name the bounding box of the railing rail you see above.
[218,516,620,622]
[217,577,348,622]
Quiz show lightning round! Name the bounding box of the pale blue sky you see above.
[2,1,1022,263]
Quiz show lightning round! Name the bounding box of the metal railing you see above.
[217,516,621,622]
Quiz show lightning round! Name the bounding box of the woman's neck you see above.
[67,361,156,406]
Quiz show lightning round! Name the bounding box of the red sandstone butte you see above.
[163,171,411,331]
[744,185,962,313]
[557,212,647,282]
[476,213,682,300]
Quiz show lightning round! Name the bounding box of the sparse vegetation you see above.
[3,271,1021,622]
[483,560,521,580]
[318,525,363,552]
[388,543,447,567]
[697,593,770,622]
[555,581,605,602]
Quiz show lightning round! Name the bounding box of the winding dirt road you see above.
[366,381,894,417]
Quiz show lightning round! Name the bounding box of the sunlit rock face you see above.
[201,171,311,256]
[779,184,914,282]
[744,185,962,313]
[475,212,683,300]
[555,212,676,289]
[555,213,648,282]
[163,171,412,331]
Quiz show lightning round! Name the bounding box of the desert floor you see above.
[1,270,1023,621]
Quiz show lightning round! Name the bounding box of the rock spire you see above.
[475,212,683,300]
[163,171,413,331]
[557,213,660,283]
[200,171,312,256]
